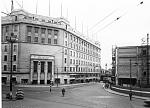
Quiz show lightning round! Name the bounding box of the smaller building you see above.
[112,45,150,87]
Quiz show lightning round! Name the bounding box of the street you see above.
[2,83,147,108]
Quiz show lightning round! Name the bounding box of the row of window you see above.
[64,66,100,72]
[3,55,17,61]
[3,45,17,52]
[3,65,16,71]
[64,58,100,67]
[4,25,18,33]
[65,41,100,58]
[65,32,100,52]
[66,49,100,62]
[27,26,59,35]
[26,36,58,44]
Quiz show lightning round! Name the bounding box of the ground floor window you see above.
[21,79,28,84]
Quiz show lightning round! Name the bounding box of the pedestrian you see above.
[62,88,65,97]
[129,92,132,101]
[50,85,51,92]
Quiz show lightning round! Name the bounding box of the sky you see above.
[1,0,150,69]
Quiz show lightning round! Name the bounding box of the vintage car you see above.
[144,98,150,106]
[15,89,24,100]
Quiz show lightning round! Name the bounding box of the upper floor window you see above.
[13,65,16,71]
[13,55,16,61]
[34,27,39,33]
[54,39,57,44]
[65,49,67,55]
[65,32,67,38]
[13,45,17,52]
[48,29,52,35]
[4,65,7,71]
[41,28,46,34]
[34,37,38,43]
[4,45,8,52]
[48,38,51,44]
[27,26,32,32]
[64,58,67,63]
[65,41,67,46]
[54,30,58,35]
[27,36,31,43]
[41,38,45,43]
[6,26,9,32]
[4,55,7,61]
[14,25,18,32]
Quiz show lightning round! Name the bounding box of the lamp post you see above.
[6,33,17,99]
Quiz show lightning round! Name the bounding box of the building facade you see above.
[1,9,101,85]
[112,45,150,87]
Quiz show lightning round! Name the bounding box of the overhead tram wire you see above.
[89,9,118,31]
[93,1,144,35]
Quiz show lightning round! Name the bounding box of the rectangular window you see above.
[33,61,38,73]
[54,39,57,44]
[41,28,46,34]
[41,61,45,73]
[54,30,58,35]
[34,37,38,42]
[13,55,16,61]
[14,25,18,32]
[4,55,7,61]
[13,65,16,71]
[64,58,67,63]
[65,49,67,55]
[4,45,7,52]
[6,26,9,32]
[48,38,51,44]
[70,59,72,64]
[65,32,67,38]
[64,67,67,72]
[13,45,17,52]
[48,62,52,73]
[65,41,67,46]
[48,29,52,35]
[34,27,39,33]
[4,65,7,71]
[41,38,45,43]
[27,36,31,43]
[27,26,32,32]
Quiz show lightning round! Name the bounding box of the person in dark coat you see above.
[129,92,132,101]
[62,88,65,97]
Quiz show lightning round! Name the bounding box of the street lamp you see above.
[6,33,18,99]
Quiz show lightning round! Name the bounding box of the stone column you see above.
[52,61,54,81]
[30,61,34,84]
[44,61,48,84]
[38,61,41,84]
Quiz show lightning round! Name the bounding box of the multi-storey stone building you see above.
[112,45,150,87]
[1,9,101,85]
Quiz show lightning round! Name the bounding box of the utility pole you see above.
[57,68,58,87]
[130,59,132,93]
[147,33,149,86]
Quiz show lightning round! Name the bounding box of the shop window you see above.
[34,37,38,43]
[54,39,57,44]
[13,45,17,52]
[27,36,31,43]
[48,38,51,44]
[33,61,38,73]
[41,62,45,73]
[41,38,45,43]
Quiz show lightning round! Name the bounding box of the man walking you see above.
[62,88,65,97]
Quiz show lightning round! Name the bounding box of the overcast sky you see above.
[1,0,150,69]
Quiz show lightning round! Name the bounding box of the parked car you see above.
[16,89,24,100]
[144,98,150,105]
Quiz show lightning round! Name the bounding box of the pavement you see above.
[103,84,150,100]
